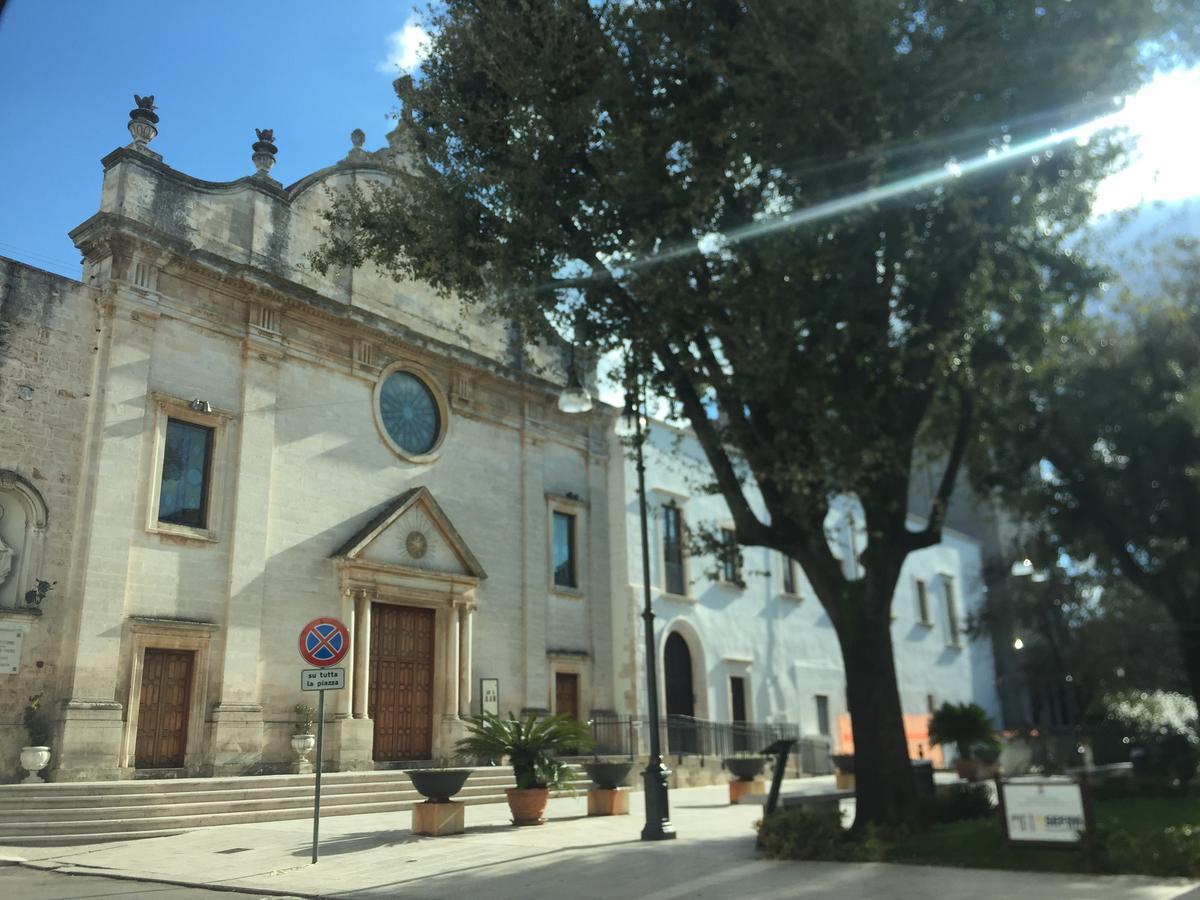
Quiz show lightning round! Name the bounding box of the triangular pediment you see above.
[331,487,486,580]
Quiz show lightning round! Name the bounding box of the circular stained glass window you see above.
[378,370,442,456]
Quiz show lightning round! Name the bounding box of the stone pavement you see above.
[1,777,1197,899]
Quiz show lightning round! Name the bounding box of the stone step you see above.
[0,775,517,810]
[0,783,514,820]
[0,790,517,844]
[0,764,585,843]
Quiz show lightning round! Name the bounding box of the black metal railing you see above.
[588,713,638,758]
[664,715,801,761]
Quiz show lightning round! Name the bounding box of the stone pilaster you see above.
[52,293,157,781]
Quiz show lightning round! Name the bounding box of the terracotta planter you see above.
[506,786,549,825]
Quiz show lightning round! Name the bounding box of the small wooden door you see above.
[135,649,194,769]
[555,672,580,720]
[369,603,435,761]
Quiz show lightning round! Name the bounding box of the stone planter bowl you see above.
[832,754,855,775]
[582,761,634,790]
[723,756,766,782]
[405,768,472,803]
[20,746,51,784]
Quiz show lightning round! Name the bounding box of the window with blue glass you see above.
[378,370,441,456]
[158,419,213,528]
[552,511,577,589]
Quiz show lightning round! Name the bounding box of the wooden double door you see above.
[135,649,194,769]
[369,603,435,761]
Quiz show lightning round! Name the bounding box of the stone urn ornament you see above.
[291,703,316,773]
[252,129,278,176]
[21,693,52,784]
[127,94,159,152]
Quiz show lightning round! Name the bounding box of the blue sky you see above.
[0,1,422,277]
[0,2,1197,280]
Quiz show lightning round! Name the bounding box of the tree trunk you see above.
[837,603,918,832]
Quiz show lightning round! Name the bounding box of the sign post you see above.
[298,617,349,864]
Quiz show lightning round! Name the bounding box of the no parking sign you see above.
[298,617,349,667]
[297,616,349,865]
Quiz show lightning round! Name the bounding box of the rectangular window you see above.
[944,577,960,645]
[782,555,796,595]
[927,693,937,714]
[552,511,577,589]
[720,527,739,583]
[662,503,685,595]
[916,578,931,624]
[158,419,214,528]
[815,694,831,737]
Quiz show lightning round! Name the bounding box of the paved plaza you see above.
[2,778,1198,899]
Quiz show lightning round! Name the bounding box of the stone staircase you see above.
[0,765,564,845]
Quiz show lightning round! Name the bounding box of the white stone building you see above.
[0,98,1000,782]
[612,420,1002,766]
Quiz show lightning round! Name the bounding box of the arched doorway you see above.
[664,632,697,753]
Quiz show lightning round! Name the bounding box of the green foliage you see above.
[981,247,1200,710]
[1078,822,1200,878]
[316,0,1198,826]
[757,808,864,861]
[23,693,51,746]
[1094,691,1199,789]
[454,712,592,789]
[920,783,995,824]
[294,703,315,733]
[928,702,994,758]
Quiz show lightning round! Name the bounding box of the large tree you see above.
[313,0,1195,828]
[984,244,1200,715]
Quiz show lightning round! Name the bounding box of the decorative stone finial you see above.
[127,94,159,153]
[346,128,368,162]
[251,128,277,176]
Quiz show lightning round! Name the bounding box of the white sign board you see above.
[480,678,499,716]
[1001,779,1087,843]
[0,628,24,675]
[301,667,345,692]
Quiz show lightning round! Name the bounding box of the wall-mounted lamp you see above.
[24,578,55,610]
[189,399,212,413]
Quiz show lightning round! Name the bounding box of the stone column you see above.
[352,594,371,719]
[520,426,549,714]
[207,334,279,775]
[458,603,474,717]
[446,601,461,722]
[332,589,373,770]
[54,292,156,781]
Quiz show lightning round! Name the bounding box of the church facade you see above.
[0,99,998,782]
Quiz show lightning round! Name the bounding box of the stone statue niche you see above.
[0,473,48,611]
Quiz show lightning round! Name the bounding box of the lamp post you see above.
[613,387,676,841]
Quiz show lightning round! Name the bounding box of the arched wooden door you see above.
[664,632,697,753]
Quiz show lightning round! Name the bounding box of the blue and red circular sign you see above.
[298,617,350,667]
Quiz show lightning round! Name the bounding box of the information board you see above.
[1000,778,1089,845]
[480,677,499,716]
[0,628,23,675]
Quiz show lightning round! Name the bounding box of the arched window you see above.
[0,471,48,610]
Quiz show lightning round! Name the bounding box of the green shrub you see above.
[1080,822,1200,878]
[929,702,995,758]
[920,783,995,824]
[1095,691,1199,792]
[757,807,864,861]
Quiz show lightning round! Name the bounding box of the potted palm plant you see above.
[929,702,996,781]
[455,712,592,825]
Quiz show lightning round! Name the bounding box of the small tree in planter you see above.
[929,702,995,781]
[21,693,52,783]
[455,713,592,825]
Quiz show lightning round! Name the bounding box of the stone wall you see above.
[0,257,98,780]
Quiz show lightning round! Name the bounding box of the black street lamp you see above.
[613,386,676,841]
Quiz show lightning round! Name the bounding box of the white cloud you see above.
[379,16,430,74]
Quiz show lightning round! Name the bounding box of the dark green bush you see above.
[757,807,864,861]
[1079,823,1200,877]
[919,783,995,824]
